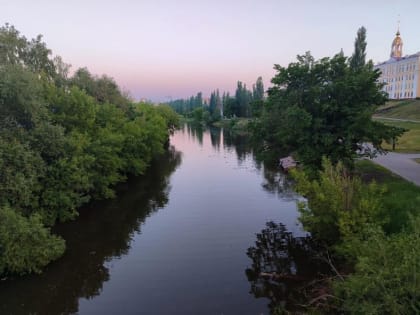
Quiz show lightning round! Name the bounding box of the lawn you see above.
[355,160,420,234]
[374,119,420,152]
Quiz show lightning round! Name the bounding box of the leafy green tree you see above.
[0,136,44,215]
[0,64,47,130]
[0,24,55,79]
[155,104,181,134]
[0,206,65,275]
[0,24,177,276]
[49,86,97,132]
[254,45,403,171]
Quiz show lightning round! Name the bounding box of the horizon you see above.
[3,0,420,102]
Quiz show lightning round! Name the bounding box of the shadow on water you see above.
[245,222,330,314]
[0,146,182,315]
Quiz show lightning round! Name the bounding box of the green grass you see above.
[373,100,420,152]
[374,119,420,153]
[375,99,420,120]
[355,160,420,234]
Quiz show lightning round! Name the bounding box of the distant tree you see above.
[209,91,217,115]
[235,81,251,117]
[251,77,265,117]
[349,26,367,70]
[224,95,237,118]
[252,76,264,101]
[195,92,203,108]
[215,89,222,118]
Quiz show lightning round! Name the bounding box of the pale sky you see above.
[2,0,419,102]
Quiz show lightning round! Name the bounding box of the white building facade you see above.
[374,29,420,99]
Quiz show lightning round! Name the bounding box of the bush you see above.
[334,217,420,314]
[292,158,385,245]
[0,206,65,275]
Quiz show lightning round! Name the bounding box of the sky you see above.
[2,0,419,102]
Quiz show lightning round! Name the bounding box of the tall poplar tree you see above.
[349,26,367,70]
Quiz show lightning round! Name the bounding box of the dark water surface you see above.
[0,126,308,315]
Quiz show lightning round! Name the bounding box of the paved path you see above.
[371,152,420,186]
[373,116,420,123]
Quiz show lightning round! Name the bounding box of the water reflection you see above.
[209,127,221,150]
[0,146,182,315]
[186,123,203,146]
[246,222,329,314]
[226,129,296,199]
[223,130,252,163]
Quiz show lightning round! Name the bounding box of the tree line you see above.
[166,77,264,124]
[0,24,179,275]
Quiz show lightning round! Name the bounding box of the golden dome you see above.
[391,29,403,59]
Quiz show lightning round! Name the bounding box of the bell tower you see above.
[390,22,403,59]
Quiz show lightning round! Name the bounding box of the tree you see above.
[0,206,65,275]
[0,24,178,276]
[0,24,56,80]
[252,76,264,101]
[254,40,404,171]
[251,77,265,117]
[349,26,367,70]
[235,81,251,117]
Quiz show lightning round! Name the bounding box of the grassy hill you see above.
[373,99,420,152]
[375,99,420,121]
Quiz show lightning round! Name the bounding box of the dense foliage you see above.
[293,161,420,314]
[251,28,404,172]
[293,159,385,245]
[0,24,179,275]
[248,27,418,314]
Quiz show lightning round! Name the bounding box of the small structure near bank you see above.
[279,156,297,172]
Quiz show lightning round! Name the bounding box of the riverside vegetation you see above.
[0,24,179,276]
[249,27,419,314]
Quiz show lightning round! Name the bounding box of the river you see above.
[0,125,313,315]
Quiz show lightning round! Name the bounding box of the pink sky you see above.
[2,0,420,102]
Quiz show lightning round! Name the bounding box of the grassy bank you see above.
[372,100,420,152]
[355,160,420,233]
[374,119,420,152]
[375,99,420,120]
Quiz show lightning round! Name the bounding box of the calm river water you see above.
[0,125,312,315]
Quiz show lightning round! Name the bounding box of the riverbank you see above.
[355,160,420,233]
[289,158,420,314]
